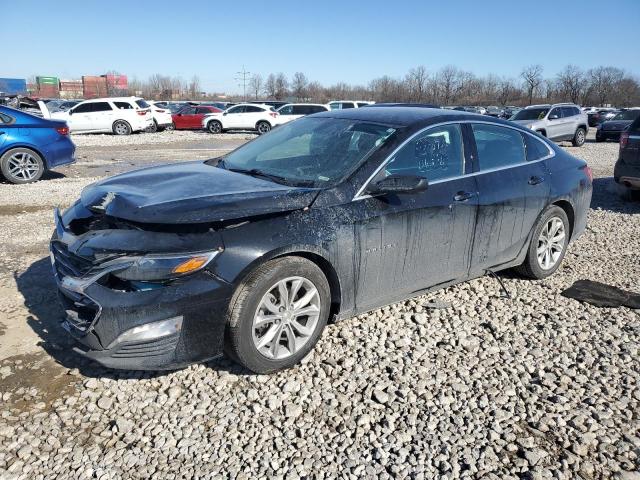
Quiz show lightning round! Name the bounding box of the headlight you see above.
[112,250,220,281]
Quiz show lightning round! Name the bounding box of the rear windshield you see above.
[135,100,150,108]
[512,108,549,121]
[612,110,640,121]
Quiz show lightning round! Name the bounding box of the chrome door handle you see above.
[453,191,475,202]
[528,176,545,185]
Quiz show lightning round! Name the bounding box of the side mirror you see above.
[366,174,429,196]
[68,109,73,115]
[222,112,227,116]
[549,114,560,120]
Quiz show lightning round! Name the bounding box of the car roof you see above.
[311,106,516,128]
[80,97,144,103]
[280,103,326,107]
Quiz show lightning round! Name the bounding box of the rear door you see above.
[561,107,579,138]
[469,123,551,273]
[90,101,115,130]
[242,105,266,129]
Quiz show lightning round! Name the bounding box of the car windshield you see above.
[215,117,397,187]
[512,108,549,121]
[612,110,640,121]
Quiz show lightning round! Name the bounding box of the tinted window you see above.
[226,106,245,114]
[613,110,640,121]
[114,102,134,109]
[91,102,112,112]
[472,124,526,170]
[73,103,93,113]
[548,108,562,119]
[512,108,549,121]
[279,105,293,115]
[195,107,211,114]
[180,106,196,115]
[245,106,264,113]
[385,124,464,182]
[523,133,551,161]
[291,106,306,115]
[341,102,355,109]
[357,102,370,107]
[135,100,150,108]
[328,102,340,110]
[561,107,576,118]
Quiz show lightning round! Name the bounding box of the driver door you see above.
[67,103,93,131]
[545,107,564,140]
[223,105,245,128]
[352,123,478,310]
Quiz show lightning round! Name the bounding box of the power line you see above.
[235,65,251,101]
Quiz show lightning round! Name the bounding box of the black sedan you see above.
[614,116,640,195]
[50,107,593,373]
[596,109,640,142]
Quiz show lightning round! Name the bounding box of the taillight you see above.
[269,112,278,118]
[582,165,593,183]
[55,126,69,135]
[156,109,166,113]
[620,131,630,149]
[137,109,149,116]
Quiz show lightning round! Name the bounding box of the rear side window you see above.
[136,100,150,108]
[195,107,211,114]
[307,105,326,114]
[385,124,464,182]
[91,102,112,112]
[472,124,526,170]
[227,106,245,114]
[561,107,576,118]
[73,103,93,113]
[245,106,264,113]
[114,102,134,109]
[279,105,293,115]
[522,133,551,161]
[341,102,355,109]
[180,107,196,115]
[357,102,370,107]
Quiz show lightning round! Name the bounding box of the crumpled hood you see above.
[80,161,319,224]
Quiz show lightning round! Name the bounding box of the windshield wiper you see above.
[227,168,294,185]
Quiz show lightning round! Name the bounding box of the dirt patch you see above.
[0,322,5,336]
[0,204,50,216]
[0,351,78,413]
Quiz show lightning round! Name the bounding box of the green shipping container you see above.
[36,76,59,85]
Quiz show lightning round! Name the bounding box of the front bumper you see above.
[50,216,233,370]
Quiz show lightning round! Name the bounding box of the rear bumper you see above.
[45,138,76,169]
[596,130,622,141]
[614,160,640,189]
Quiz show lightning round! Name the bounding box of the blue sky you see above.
[4,0,639,93]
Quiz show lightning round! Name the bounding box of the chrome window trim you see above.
[352,120,555,201]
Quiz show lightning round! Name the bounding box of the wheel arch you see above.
[550,198,575,239]
[112,119,132,132]
[0,144,49,169]
[255,119,272,129]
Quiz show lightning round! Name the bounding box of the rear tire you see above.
[226,257,330,374]
[572,127,586,147]
[256,121,271,135]
[0,148,45,184]
[113,120,132,136]
[515,205,569,279]
[207,121,222,134]
[147,120,158,133]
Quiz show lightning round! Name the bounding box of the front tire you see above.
[572,127,586,147]
[256,121,271,135]
[207,121,222,134]
[147,120,158,133]
[226,257,330,374]
[0,148,45,184]
[515,205,569,279]
[113,120,132,136]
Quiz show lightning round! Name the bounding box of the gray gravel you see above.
[0,130,638,479]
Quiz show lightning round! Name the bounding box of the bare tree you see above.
[248,74,263,100]
[274,73,289,100]
[497,78,518,106]
[405,66,429,102]
[291,72,308,101]
[556,65,585,104]
[588,66,624,106]
[521,65,544,105]
[263,74,277,98]
[188,75,201,99]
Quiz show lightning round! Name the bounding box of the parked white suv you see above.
[147,101,175,131]
[276,103,328,124]
[327,100,374,110]
[42,97,154,135]
[510,103,589,147]
[203,103,279,134]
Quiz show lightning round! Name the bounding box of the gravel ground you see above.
[0,131,638,479]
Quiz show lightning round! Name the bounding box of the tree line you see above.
[129,65,640,107]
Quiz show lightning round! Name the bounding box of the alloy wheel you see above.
[257,122,270,134]
[252,276,321,360]
[7,152,40,181]
[537,217,565,270]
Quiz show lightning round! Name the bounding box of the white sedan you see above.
[275,104,328,124]
[203,103,279,134]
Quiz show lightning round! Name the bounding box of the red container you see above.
[60,80,83,92]
[83,76,108,99]
[103,74,128,89]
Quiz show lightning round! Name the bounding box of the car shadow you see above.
[16,257,250,379]
[590,177,640,214]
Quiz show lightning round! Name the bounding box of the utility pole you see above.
[235,65,251,101]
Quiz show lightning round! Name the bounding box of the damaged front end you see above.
[50,202,233,370]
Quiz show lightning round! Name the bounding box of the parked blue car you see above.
[0,106,75,184]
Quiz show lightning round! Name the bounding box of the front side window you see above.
[226,106,245,114]
[279,105,293,115]
[548,108,562,120]
[384,124,464,182]
[114,102,133,109]
[561,107,576,118]
[473,124,526,170]
[91,102,112,112]
[73,103,93,114]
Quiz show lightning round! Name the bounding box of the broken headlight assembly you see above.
[110,250,221,282]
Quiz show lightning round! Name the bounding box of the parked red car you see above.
[172,105,222,130]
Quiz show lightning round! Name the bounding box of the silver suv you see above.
[511,103,588,147]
